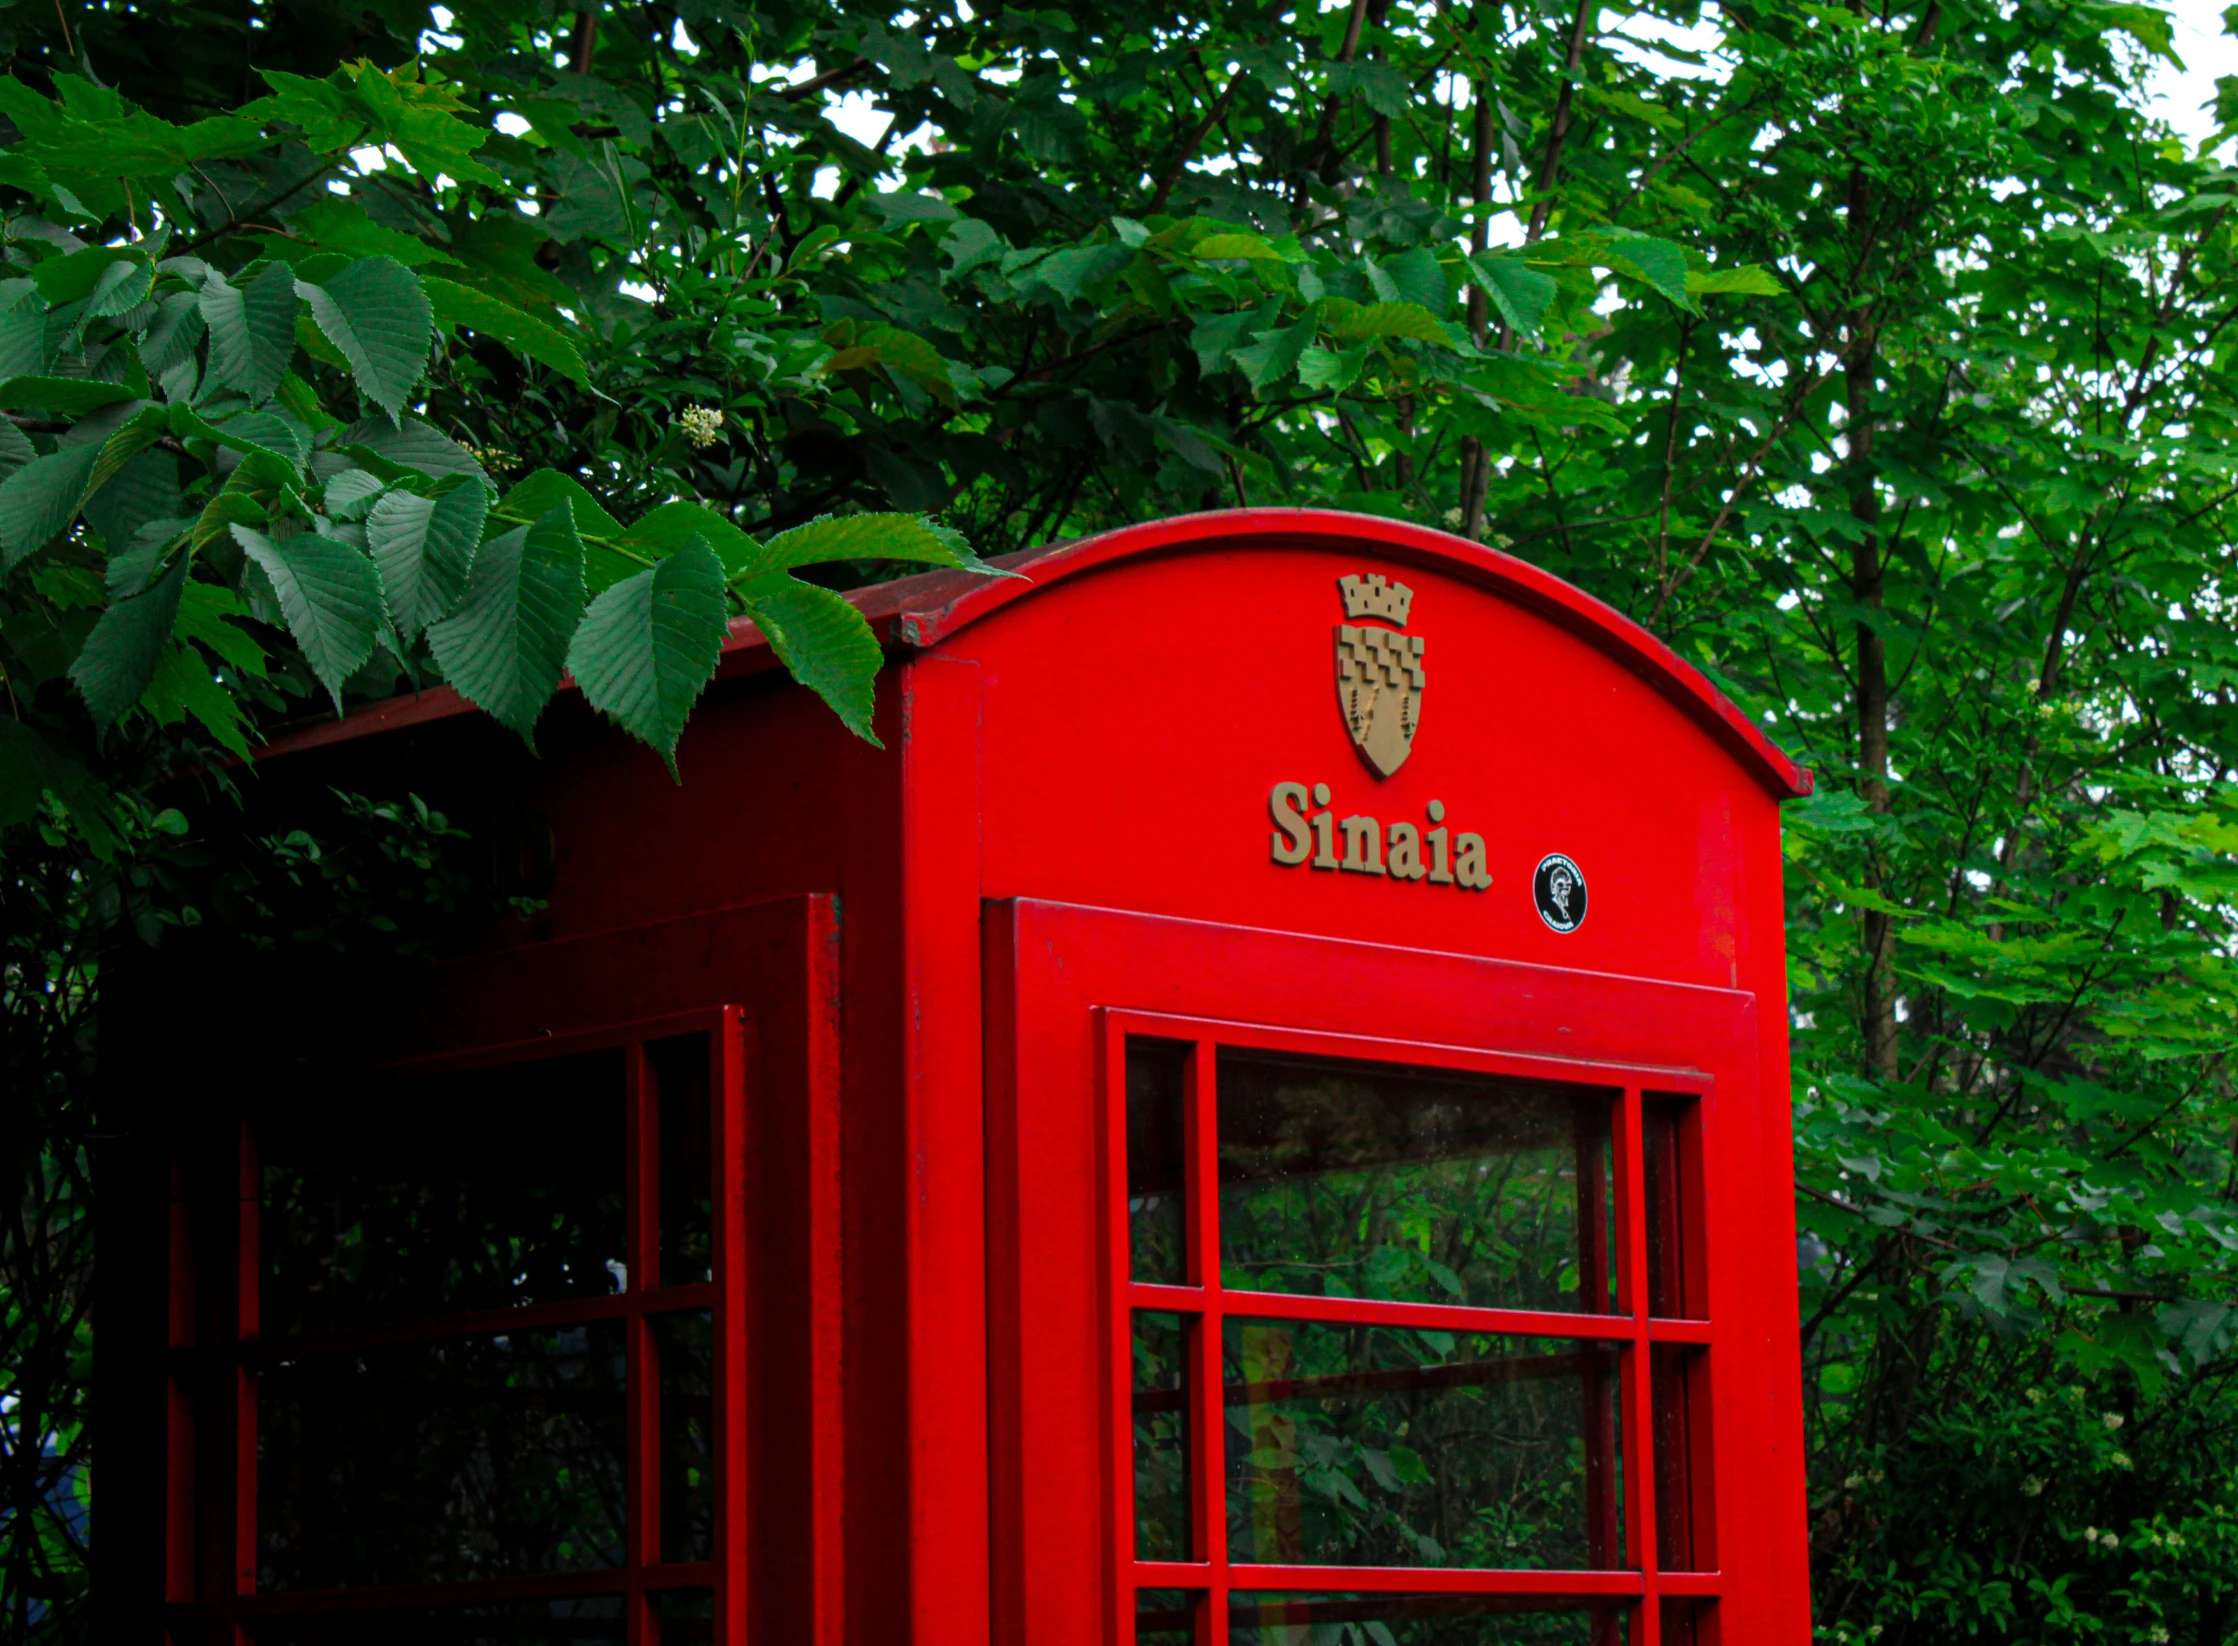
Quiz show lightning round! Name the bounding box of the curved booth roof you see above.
[260,506,1811,799]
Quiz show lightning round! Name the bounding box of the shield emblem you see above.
[1334,574,1425,778]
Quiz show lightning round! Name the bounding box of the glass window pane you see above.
[258,1322,627,1590]
[657,1309,716,1564]
[1228,1594,1630,1645]
[653,1033,714,1288]
[1222,1320,1624,1571]
[1215,1050,1616,1314]
[1642,1097,1699,1320]
[1127,1038,1191,1285]
[653,1587,715,1646]
[260,1048,627,1336]
[1652,1345,1713,1574]
[248,1596,626,1645]
[1137,1588,1200,1644]
[1134,1310,1193,1561]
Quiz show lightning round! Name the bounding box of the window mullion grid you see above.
[1614,1085,1661,1646]
[1186,1038,1229,1644]
[711,1007,750,1646]
[626,1038,658,1646]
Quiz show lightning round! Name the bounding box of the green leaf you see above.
[1467,253,1557,339]
[497,467,626,539]
[232,524,386,711]
[29,245,139,305]
[1232,317,1318,389]
[367,475,487,641]
[426,504,586,745]
[283,197,464,269]
[0,377,137,416]
[84,449,181,550]
[339,415,487,483]
[1599,234,1696,312]
[1690,264,1786,298]
[1327,58,1410,118]
[0,443,100,572]
[1190,231,1285,261]
[296,256,434,422]
[69,556,186,726]
[141,641,253,759]
[739,577,883,744]
[421,274,590,387]
[565,537,729,773]
[1298,343,1366,392]
[1329,300,1451,346]
[617,499,759,578]
[752,511,996,577]
[200,262,300,404]
[85,255,154,320]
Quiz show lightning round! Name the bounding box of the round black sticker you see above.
[1533,854,1587,933]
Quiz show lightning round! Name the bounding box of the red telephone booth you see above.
[115,509,1814,1646]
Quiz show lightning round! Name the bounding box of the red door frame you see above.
[987,897,1788,1646]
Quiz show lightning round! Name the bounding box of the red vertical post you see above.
[1615,1086,1661,1646]
[1576,1101,1618,1577]
[1100,1016,1134,1646]
[713,1007,751,1646]
[898,656,990,1645]
[1186,1040,1227,1639]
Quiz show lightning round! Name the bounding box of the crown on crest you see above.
[1339,573,1414,625]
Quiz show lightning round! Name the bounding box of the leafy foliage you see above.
[2,0,2237,1638]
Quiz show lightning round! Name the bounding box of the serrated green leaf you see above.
[497,468,625,538]
[1599,234,1696,312]
[1690,264,1786,298]
[1329,300,1450,346]
[69,555,186,725]
[617,499,759,578]
[566,537,729,773]
[85,255,154,320]
[0,377,137,416]
[421,274,590,386]
[140,641,254,758]
[368,475,487,641]
[0,416,35,483]
[1232,316,1317,389]
[176,581,267,679]
[84,449,181,550]
[29,245,138,305]
[740,577,883,744]
[1468,253,1557,340]
[339,414,487,483]
[1298,343,1366,392]
[232,523,385,710]
[0,443,100,572]
[426,504,586,745]
[200,262,299,404]
[752,511,995,578]
[297,256,433,422]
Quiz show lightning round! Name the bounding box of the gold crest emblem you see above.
[1335,573,1425,778]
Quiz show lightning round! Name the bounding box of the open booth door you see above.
[986,898,1779,1646]
[153,895,841,1646]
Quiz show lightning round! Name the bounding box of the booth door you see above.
[159,895,841,1646]
[986,899,1774,1646]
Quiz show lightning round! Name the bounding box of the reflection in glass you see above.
[1134,1311,1192,1560]
[654,1033,713,1286]
[1228,1594,1627,1645]
[1128,1039,1191,1284]
[1216,1050,1615,1313]
[258,1323,627,1590]
[1138,1588,1200,1644]
[1652,1345,1711,1574]
[1642,1098,1696,1320]
[657,1310,715,1564]
[249,1596,626,1645]
[260,1048,627,1336]
[1222,1321,1622,1571]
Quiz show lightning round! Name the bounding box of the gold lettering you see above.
[1386,822,1424,880]
[1268,782,1311,865]
[1339,815,1385,875]
[1454,832,1491,890]
[1427,825,1453,884]
[1310,807,1339,869]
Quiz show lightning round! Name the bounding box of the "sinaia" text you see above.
[1268,782,1491,890]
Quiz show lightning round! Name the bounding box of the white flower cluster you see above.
[2020,1475,2045,1498]
[2084,1526,2120,1549]
[2146,1627,2172,1644]
[2102,1411,2126,1432]
[679,405,727,449]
